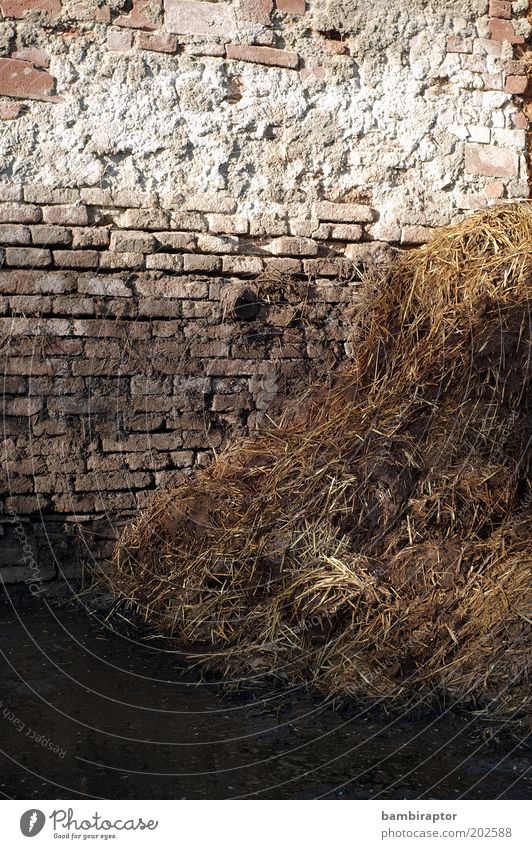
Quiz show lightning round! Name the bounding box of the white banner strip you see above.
[1,800,529,848]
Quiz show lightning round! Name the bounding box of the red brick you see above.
[489,1,511,19]
[0,58,58,101]
[465,143,519,178]
[0,202,41,223]
[0,0,60,17]
[11,47,50,67]
[53,250,100,269]
[43,205,89,226]
[115,0,160,29]
[446,35,472,53]
[226,43,299,69]
[240,0,272,24]
[5,247,51,266]
[0,99,24,119]
[165,0,236,37]
[511,111,528,129]
[276,0,305,12]
[488,19,524,43]
[505,76,528,94]
[135,31,178,53]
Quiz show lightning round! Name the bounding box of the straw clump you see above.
[104,204,532,722]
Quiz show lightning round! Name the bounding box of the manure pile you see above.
[104,205,532,722]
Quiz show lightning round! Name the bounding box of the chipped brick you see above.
[226,43,299,69]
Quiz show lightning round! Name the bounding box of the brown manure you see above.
[102,204,532,722]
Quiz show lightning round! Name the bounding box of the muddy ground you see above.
[0,591,529,800]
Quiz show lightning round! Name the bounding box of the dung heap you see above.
[103,204,532,723]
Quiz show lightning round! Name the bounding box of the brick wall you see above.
[0,0,531,590]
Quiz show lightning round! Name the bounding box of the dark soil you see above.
[0,590,529,800]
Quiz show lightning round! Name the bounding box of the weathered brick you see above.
[197,233,239,254]
[0,58,58,101]
[505,76,528,94]
[183,254,221,273]
[154,231,196,250]
[106,28,133,51]
[136,277,209,298]
[330,223,363,241]
[264,257,302,274]
[116,208,170,229]
[0,0,60,17]
[24,186,79,204]
[0,223,30,244]
[115,0,160,29]
[401,225,434,245]
[102,433,183,452]
[75,471,152,492]
[446,35,472,53]
[30,225,72,246]
[10,294,52,312]
[136,31,178,53]
[276,0,305,11]
[314,201,375,223]
[11,47,50,68]
[267,236,318,256]
[186,42,226,57]
[0,203,41,224]
[226,43,299,69]
[53,250,100,269]
[221,255,263,274]
[0,99,24,119]
[146,253,184,272]
[207,213,249,235]
[240,0,272,24]
[465,143,519,177]
[169,211,207,231]
[165,0,236,37]
[5,247,51,266]
[488,18,524,43]
[489,0,511,19]
[4,397,42,416]
[109,230,156,253]
[491,127,526,147]
[99,251,145,269]
[71,227,110,249]
[43,205,89,227]
[79,188,113,206]
[77,276,132,297]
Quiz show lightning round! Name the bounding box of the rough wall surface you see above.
[0,0,531,589]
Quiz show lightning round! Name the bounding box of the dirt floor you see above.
[0,591,530,800]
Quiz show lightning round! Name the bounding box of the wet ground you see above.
[0,591,530,800]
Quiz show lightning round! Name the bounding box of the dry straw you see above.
[103,204,532,723]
